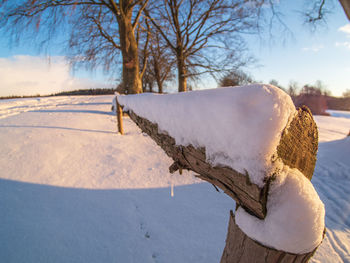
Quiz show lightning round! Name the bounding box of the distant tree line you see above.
[0,88,118,100]
[218,71,340,97]
[218,70,350,114]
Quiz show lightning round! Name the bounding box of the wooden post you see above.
[220,211,318,263]
[119,105,321,262]
[116,98,124,135]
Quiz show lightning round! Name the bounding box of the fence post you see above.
[120,106,322,263]
[116,98,124,135]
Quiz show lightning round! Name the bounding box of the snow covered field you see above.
[0,95,349,262]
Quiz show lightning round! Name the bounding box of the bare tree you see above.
[147,33,175,93]
[302,0,350,30]
[0,0,149,94]
[287,80,300,97]
[218,70,253,87]
[269,79,285,91]
[343,89,350,97]
[145,0,264,92]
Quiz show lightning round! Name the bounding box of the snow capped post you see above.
[116,85,325,262]
[113,95,124,135]
[116,100,124,135]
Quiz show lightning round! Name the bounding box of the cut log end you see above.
[277,106,318,180]
[220,211,318,263]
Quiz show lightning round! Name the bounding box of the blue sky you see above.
[244,0,350,96]
[0,0,349,97]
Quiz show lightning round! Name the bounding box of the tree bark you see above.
[176,49,187,92]
[118,11,142,94]
[154,60,163,94]
[156,78,163,94]
[220,211,318,263]
[339,0,350,20]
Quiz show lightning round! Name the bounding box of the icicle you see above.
[171,180,174,197]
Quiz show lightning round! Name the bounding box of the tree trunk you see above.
[339,0,350,20]
[118,12,142,94]
[156,79,163,94]
[155,73,163,94]
[176,50,187,92]
[154,60,163,94]
[220,211,318,263]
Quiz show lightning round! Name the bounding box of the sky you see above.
[244,0,350,97]
[0,0,349,97]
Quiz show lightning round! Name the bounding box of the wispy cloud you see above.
[302,45,324,52]
[338,24,350,36]
[0,56,112,97]
[335,41,350,49]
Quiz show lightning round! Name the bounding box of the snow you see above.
[314,114,350,142]
[0,95,349,262]
[117,84,296,187]
[236,167,325,254]
[327,110,350,119]
[311,111,350,263]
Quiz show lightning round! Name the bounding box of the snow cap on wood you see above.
[117,84,296,187]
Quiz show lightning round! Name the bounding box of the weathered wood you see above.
[126,106,318,220]
[128,110,267,219]
[116,100,124,135]
[121,104,321,262]
[277,106,318,180]
[220,211,318,263]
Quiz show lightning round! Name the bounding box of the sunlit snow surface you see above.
[0,95,349,262]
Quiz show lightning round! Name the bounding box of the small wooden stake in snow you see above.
[116,98,124,135]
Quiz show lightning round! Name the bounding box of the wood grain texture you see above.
[277,106,318,180]
[220,211,318,263]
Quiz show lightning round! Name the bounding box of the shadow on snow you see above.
[0,178,232,263]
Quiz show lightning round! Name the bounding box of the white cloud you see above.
[338,24,350,36]
[302,45,324,52]
[335,41,350,49]
[0,55,112,97]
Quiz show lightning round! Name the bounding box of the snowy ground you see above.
[0,95,349,262]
